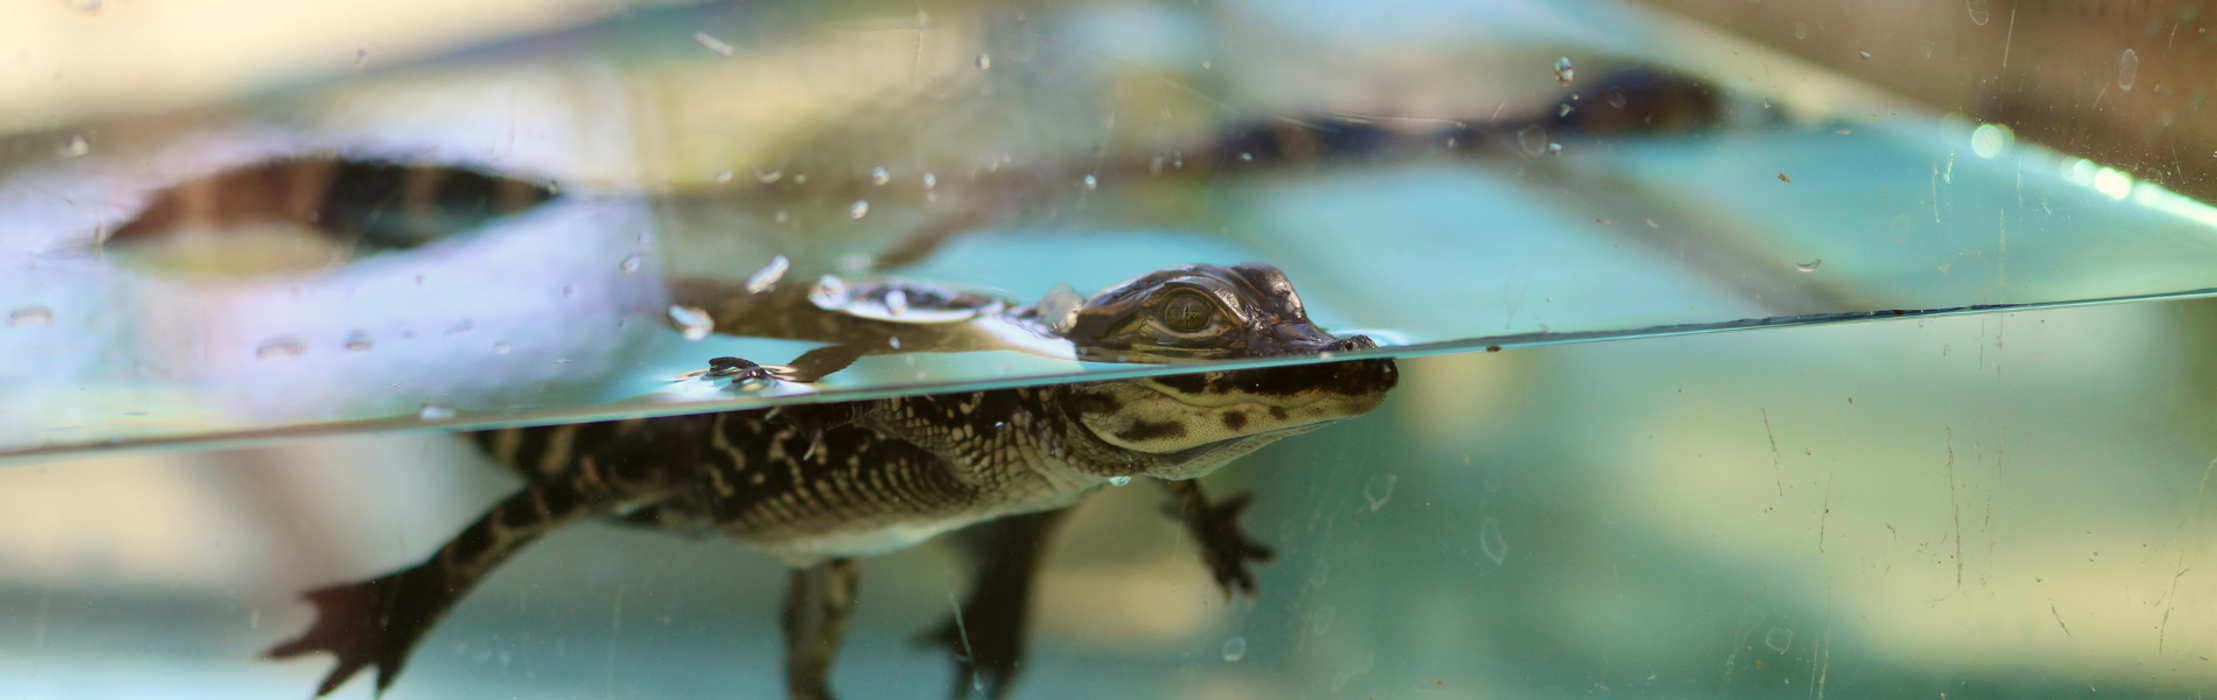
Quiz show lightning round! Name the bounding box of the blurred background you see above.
[4,0,2217,698]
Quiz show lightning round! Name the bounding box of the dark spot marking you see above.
[1486,345,1501,352]
[1115,420,1188,442]
[1268,407,1289,420]
[1221,412,1249,430]
[450,524,494,562]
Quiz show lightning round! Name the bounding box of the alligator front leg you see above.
[783,558,862,700]
[915,507,1071,700]
[264,448,680,696]
[1163,480,1274,596]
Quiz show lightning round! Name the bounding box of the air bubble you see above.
[884,289,909,316]
[1547,143,1562,155]
[872,167,890,185]
[849,200,870,219]
[61,135,88,159]
[668,305,715,341]
[342,331,373,352]
[1554,56,1574,85]
[2119,49,2138,91]
[1221,637,1246,662]
[493,342,511,355]
[922,172,937,189]
[1859,50,1872,60]
[1082,175,1097,190]
[418,405,456,420]
[1479,517,1508,564]
[1794,23,1807,40]
[713,170,734,183]
[976,54,991,70]
[1967,0,1990,25]
[1795,259,1822,272]
[1607,89,1626,108]
[746,254,790,293]
[693,31,735,57]
[7,306,53,327]
[1108,476,1131,486]
[1558,103,1573,118]
[255,337,306,359]
[620,254,643,273]
[754,169,783,183]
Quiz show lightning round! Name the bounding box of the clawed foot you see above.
[1172,491,1276,597]
[263,570,444,697]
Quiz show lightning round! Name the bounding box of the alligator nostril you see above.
[1334,335,1379,352]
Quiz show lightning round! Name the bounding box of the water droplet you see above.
[1547,143,1563,155]
[1515,125,1548,157]
[1966,0,1990,25]
[342,331,373,352]
[1794,22,1807,40]
[1221,637,1246,662]
[1362,474,1397,511]
[255,337,306,359]
[1082,175,1097,190]
[743,256,789,295]
[1607,89,1627,108]
[808,275,851,310]
[884,289,909,316]
[1554,56,1574,85]
[8,306,53,327]
[1558,103,1573,118]
[871,166,890,185]
[2119,49,2138,91]
[976,54,991,70]
[493,342,511,355]
[693,31,735,57]
[1108,475,1131,486]
[849,200,870,219]
[922,172,937,189]
[561,284,579,299]
[713,170,733,183]
[1795,259,1822,272]
[619,254,643,273]
[1479,517,1508,564]
[754,168,783,183]
[1311,605,1337,635]
[1765,627,1794,653]
[1858,50,1872,60]
[668,305,715,341]
[61,135,88,159]
[418,405,456,420]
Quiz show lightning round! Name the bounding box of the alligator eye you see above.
[1161,294,1214,333]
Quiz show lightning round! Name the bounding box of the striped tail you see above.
[264,451,675,696]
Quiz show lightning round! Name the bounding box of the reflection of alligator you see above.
[264,262,1400,700]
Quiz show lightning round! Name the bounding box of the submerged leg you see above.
[1163,480,1274,597]
[263,452,678,697]
[916,508,1072,700]
[783,558,863,700]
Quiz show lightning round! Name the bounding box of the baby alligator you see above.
[264,262,1398,699]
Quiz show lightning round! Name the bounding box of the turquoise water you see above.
[4,0,2217,697]
[5,298,2216,698]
